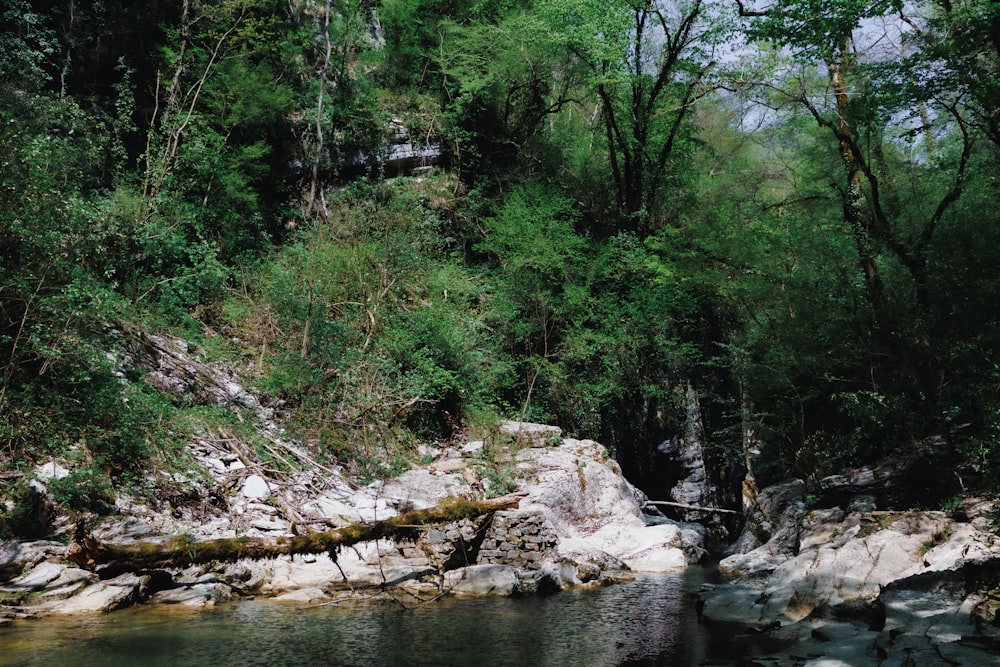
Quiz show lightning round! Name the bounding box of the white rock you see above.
[2,561,65,591]
[272,587,331,603]
[31,567,97,602]
[250,516,291,532]
[311,496,362,524]
[204,458,227,474]
[347,563,436,587]
[559,524,686,572]
[461,441,485,456]
[263,553,349,595]
[445,564,520,596]
[499,420,562,445]
[34,461,70,481]
[41,574,147,615]
[510,437,694,573]
[241,474,272,501]
[377,468,466,510]
[224,381,259,409]
[150,583,232,607]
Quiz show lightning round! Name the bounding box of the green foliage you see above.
[380,0,528,89]
[2,0,1000,511]
[0,0,60,93]
[438,6,578,181]
[238,182,495,471]
[47,471,116,516]
[744,1,904,60]
[478,184,585,284]
[472,182,709,481]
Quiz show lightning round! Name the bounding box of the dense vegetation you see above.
[2,0,998,528]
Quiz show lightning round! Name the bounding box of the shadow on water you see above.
[0,569,785,667]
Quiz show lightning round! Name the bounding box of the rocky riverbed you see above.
[5,428,1000,667]
[698,475,1000,666]
[0,420,703,623]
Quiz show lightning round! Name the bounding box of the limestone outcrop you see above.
[698,480,1000,665]
[0,419,697,619]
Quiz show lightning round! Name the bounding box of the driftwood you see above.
[67,493,526,574]
[643,500,741,515]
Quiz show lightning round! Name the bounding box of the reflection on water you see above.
[0,571,767,667]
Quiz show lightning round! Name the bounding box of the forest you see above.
[1,0,998,529]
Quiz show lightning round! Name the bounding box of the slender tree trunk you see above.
[827,39,887,317]
[306,0,333,220]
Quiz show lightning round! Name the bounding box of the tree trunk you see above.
[67,493,526,575]
[827,41,887,316]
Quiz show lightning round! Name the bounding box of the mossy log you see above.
[67,493,526,574]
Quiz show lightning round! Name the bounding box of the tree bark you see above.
[827,37,887,316]
[67,493,526,575]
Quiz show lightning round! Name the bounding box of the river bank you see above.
[1,419,705,623]
[3,357,1000,665]
[698,475,1000,665]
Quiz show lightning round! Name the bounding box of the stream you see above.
[0,572,784,666]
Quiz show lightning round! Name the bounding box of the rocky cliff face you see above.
[1,414,699,621]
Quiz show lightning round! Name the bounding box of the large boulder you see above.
[815,435,957,509]
[706,511,963,624]
[39,573,150,615]
[0,541,65,582]
[149,582,232,607]
[444,564,521,596]
[498,420,563,446]
[516,438,691,571]
[699,489,1000,665]
[724,478,807,567]
[374,467,467,511]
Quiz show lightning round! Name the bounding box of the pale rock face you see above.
[308,495,363,525]
[460,440,485,456]
[258,540,436,595]
[30,568,95,603]
[241,474,272,501]
[34,461,71,481]
[149,582,232,607]
[0,541,66,581]
[262,553,348,595]
[271,587,331,603]
[761,528,933,623]
[40,573,149,615]
[515,438,689,572]
[725,478,807,561]
[221,560,269,595]
[498,420,562,445]
[707,512,965,625]
[249,516,291,532]
[14,421,699,617]
[444,564,520,596]
[376,468,467,510]
[2,561,66,591]
[516,438,642,531]
[700,486,1000,665]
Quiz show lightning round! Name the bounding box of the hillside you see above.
[3,0,1000,540]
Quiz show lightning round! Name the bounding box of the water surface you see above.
[0,572,772,666]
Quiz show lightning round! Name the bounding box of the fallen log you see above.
[67,493,526,574]
[643,500,741,515]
